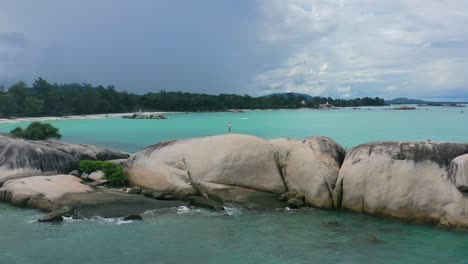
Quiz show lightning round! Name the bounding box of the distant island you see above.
[0,78,385,118]
[386,97,467,105]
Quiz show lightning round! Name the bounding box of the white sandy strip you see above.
[0,112,171,124]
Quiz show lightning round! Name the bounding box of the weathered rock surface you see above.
[0,175,186,218]
[127,134,287,208]
[0,175,93,208]
[38,212,64,223]
[0,135,129,185]
[449,154,468,192]
[88,170,105,181]
[69,170,81,177]
[271,137,345,209]
[335,142,468,228]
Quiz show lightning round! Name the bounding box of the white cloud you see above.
[256,0,468,100]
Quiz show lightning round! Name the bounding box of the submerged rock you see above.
[335,141,468,228]
[38,212,64,223]
[122,214,143,221]
[0,135,129,185]
[287,198,304,209]
[184,195,224,211]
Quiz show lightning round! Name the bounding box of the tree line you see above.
[0,78,385,118]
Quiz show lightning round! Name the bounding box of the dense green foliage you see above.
[0,78,385,117]
[79,160,128,186]
[10,122,62,140]
[79,160,106,174]
[101,162,127,187]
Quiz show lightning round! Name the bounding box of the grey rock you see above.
[89,179,108,186]
[81,173,89,181]
[184,195,224,211]
[38,212,64,223]
[127,134,287,209]
[287,198,304,209]
[69,170,81,177]
[0,134,129,185]
[449,154,468,192]
[336,141,468,228]
[122,214,143,221]
[271,136,345,209]
[141,189,153,198]
[2,175,187,218]
[88,170,105,181]
[128,187,142,195]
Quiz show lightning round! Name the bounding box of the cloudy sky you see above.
[1,0,468,101]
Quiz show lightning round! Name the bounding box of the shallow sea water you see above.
[0,107,467,264]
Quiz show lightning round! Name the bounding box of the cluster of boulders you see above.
[125,134,468,228]
[122,113,167,119]
[226,109,245,113]
[1,133,468,229]
[69,169,107,186]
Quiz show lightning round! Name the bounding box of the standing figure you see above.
[228,122,232,133]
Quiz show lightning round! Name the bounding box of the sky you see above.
[1,0,468,101]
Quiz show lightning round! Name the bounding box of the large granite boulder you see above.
[335,142,468,228]
[127,134,287,208]
[0,175,185,218]
[449,154,468,192]
[0,135,129,185]
[270,137,345,209]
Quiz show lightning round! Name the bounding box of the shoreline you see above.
[0,112,171,124]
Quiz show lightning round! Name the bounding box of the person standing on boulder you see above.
[228,122,232,133]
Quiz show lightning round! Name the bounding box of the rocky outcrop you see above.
[122,113,167,119]
[0,135,129,185]
[271,137,345,209]
[335,142,468,228]
[449,154,468,192]
[127,134,287,209]
[126,134,346,209]
[0,175,185,218]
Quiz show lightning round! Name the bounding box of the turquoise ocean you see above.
[0,106,467,264]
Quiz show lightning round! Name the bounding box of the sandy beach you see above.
[0,112,170,124]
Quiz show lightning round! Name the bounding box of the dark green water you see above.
[0,108,467,263]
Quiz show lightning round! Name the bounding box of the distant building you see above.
[301,100,306,105]
[319,101,335,109]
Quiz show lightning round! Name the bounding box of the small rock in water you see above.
[287,198,304,209]
[141,189,153,198]
[367,235,383,244]
[81,172,89,180]
[88,170,105,181]
[89,179,108,186]
[321,221,341,227]
[38,212,64,223]
[128,187,142,194]
[122,214,143,221]
[184,195,224,211]
[151,191,177,201]
[69,170,81,177]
